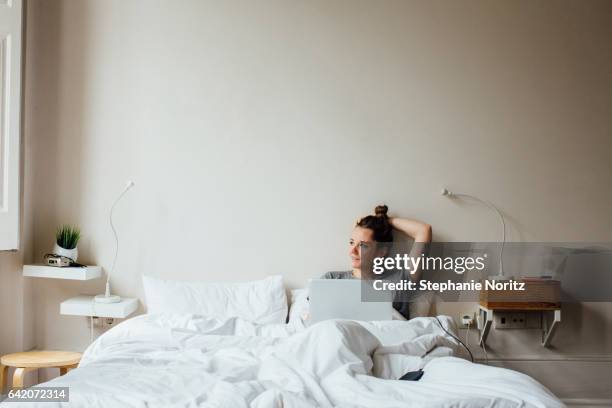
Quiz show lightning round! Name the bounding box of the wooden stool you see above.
[0,351,81,393]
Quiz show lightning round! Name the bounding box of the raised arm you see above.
[389,217,432,283]
[388,217,432,243]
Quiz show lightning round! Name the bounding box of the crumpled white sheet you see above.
[3,314,564,408]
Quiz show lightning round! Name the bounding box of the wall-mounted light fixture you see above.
[441,188,506,279]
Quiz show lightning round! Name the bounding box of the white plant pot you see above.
[53,243,78,262]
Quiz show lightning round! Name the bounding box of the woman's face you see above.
[348,226,375,269]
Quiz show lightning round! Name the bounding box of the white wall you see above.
[24,0,612,403]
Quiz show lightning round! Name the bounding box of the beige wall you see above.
[0,255,35,385]
[23,0,612,404]
[0,255,32,355]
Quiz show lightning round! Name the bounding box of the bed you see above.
[3,276,565,407]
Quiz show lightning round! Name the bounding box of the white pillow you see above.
[142,275,288,325]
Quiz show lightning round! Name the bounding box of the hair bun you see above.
[374,204,389,218]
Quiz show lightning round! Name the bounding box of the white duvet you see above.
[6,314,564,408]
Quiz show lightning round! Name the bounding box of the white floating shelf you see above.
[60,296,139,318]
[23,264,102,280]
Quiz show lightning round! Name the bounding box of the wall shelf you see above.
[23,264,102,280]
[60,296,138,319]
[478,304,561,348]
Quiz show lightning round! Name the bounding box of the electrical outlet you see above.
[86,316,116,329]
[494,312,528,329]
[494,312,511,329]
[509,313,526,328]
[458,312,475,328]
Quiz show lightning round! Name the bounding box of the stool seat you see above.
[0,350,82,393]
[1,351,81,369]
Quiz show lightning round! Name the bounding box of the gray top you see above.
[322,271,354,280]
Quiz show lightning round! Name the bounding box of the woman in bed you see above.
[322,205,432,319]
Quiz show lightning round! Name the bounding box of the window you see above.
[0,0,22,250]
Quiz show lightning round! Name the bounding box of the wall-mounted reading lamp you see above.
[441,188,506,279]
[95,181,135,304]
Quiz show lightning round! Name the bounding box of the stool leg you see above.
[0,364,7,394]
[59,364,77,376]
[12,367,36,389]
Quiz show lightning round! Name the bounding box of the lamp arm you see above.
[107,182,134,288]
[454,193,506,276]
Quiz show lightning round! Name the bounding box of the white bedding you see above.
[5,314,564,408]
[143,275,288,324]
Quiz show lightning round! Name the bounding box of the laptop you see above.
[308,279,394,323]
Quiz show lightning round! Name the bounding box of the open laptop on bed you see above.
[308,279,393,323]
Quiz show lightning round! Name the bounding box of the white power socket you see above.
[86,316,115,329]
[494,311,542,329]
[459,313,475,328]
[494,312,524,329]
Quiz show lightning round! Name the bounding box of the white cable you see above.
[89,297,96,343]
[481,339,489,365]
[465,321,471,348]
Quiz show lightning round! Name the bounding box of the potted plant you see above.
[54,225,81,262]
